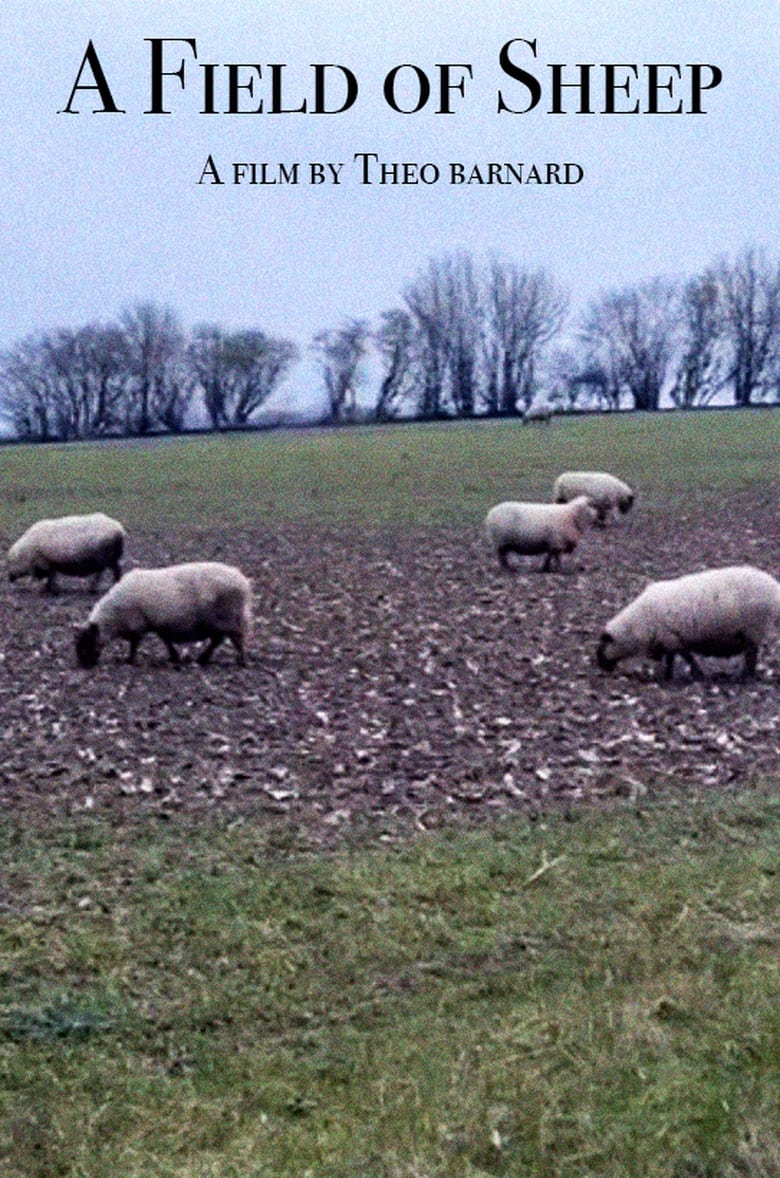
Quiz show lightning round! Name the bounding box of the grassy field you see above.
[1,410,779,1176]
[1,408,778,533]
[1,796,778,1177]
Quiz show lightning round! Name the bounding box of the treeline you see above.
[0,306,298,442]
[2,246,779,441]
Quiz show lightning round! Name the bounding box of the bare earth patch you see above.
[1,492,779,841]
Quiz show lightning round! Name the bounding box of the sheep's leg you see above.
[662,651,676,680]
[677,649,703,679]
[742,642,758,679]
[542,551,559,573]
[497,544,514,571]
[197,635,224,666]
[127,636,140,664]
[89,571,102,594]
[228,632,247,666]
[165,640,181,665]
[45,571,59,594]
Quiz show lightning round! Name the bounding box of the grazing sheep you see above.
[75,562,252,668]
[7,512,125,593]
[596,565,780,680]
[553,471,634,526]
[485,496,597,572]
[522,403,553,424]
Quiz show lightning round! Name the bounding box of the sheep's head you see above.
[6,546,25,582]
[619,492,635,515]
[596,630,619,672]
[75,621,102,668]
[597,614,646,670]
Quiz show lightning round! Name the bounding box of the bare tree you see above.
[0,334,57,440]
[152,355,197,432]
[79,324,130,435]
[189,326,299,428]
[31,331,83,440]
[483,260,568,415]
[442,252,482,417]
[403,258,455,418]
[52,325,131,437]
[120,303,187,434]
[716,248,780,405]
[187,326,226,427]
[545,345,595,412]
[312,319,369,422]
[579,279,680,411]
[389,253,569,418]
[0,324,127,440]
[373,309,416,421]
[573,362,623,411]
[670,272,727,408]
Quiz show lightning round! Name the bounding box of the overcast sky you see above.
[2,1,778,412]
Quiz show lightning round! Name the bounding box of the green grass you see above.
[0,792,778,1177]
[1,408,778,534]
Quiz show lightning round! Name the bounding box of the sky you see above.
[2,1,778,413]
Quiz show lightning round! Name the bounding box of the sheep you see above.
[484,496,597,572]
[596,565,780,681]
[553,471,634,526]
[522,403,553,424]
[74,561,252,668]
[7,512,125,593]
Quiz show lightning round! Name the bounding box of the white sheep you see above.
[484,496,597,572]
[7,512,125,593]
[596,565,780,680]
[553,471,634,526]
[522,403,553,424]
[74,561,252,668]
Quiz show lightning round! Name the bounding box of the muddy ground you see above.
[1,491,779,843]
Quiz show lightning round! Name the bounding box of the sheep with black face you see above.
[75,561,252,668]
[596,566,780,680]
[553,471,634,527]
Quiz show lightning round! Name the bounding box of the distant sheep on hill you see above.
[484,496,596,572]
[596,565,780,680]
[522,404,553,424]
[75,561,252,669]
[7,513,125,593]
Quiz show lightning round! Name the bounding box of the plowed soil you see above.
[2,491,779,842]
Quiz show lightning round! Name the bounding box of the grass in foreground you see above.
[1,790,778,1177]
